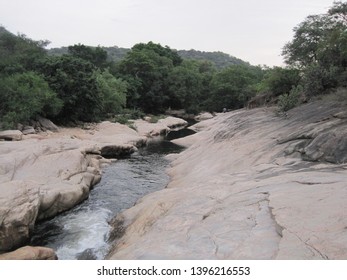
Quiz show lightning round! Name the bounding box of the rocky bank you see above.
[107,101,347,260]
[0,116,187,258]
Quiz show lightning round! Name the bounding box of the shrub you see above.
[0,72,62,128]
[95,69,127,116]
[38,55,102,123]
[277,86,302,112]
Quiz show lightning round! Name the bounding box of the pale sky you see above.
[0,0,335,66]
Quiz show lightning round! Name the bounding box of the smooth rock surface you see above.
[108,101,347,260]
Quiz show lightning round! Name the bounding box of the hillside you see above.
[177,49,248,68]
[47,45,248,68]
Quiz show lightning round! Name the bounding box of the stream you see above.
[30,126,195,260]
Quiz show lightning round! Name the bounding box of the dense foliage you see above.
[0,71,62,128]
[1,2,346,128]
[0,28,129,127]
[282,1,347,98]
[177,50,248,69]
[256,2,347,111]
[48,46,248,69]
[36,55,102,122]
[116,42,180,113]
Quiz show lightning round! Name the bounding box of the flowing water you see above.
[30,127,195,260]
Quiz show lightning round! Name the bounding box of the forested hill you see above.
[177,50,247,68]
[0,26,8,35]
[48,46,248,68]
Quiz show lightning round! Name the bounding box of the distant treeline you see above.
[0,2,346,129]
[48,46,248,69]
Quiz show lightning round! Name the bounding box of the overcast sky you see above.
[0,0,335,66]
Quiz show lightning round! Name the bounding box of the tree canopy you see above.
[117,42,180,113]
[282,1,347,96]
[1,2,346,129]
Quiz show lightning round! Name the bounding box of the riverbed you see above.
[30,128,195,259]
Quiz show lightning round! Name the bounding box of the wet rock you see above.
[100,144,136,158]
[76,248,97,260]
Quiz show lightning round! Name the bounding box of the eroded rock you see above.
[0,116,187,255]
[303,130,347,163]
[0,181,40,251]
[107,101,347,260]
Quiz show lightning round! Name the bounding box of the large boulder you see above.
[134,116,188,137]
[22,126,36,135]
[0,139,101,250]
[0,130,23,141]
[194,112,214,121]
[0,181,40,252]
[0,246,57,260]
[37,116,59,132]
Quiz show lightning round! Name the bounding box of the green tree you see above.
[166,60,215,112]
[0,27,49,74]
[282,2,347,95]
[207,65,263,111]
[282,14,329,68]
[95,69,127,116]
[117,42,181,113]
[132,42,182,66]
[38,55,102,122]
[68,44,108,68]
[259,67,301,97]
[0,72,62,128]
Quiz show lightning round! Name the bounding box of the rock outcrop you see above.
[37,117,59,132]
[107,101,347,260]
[0,130,23,141]
[0,117,186,256]
[134,117,187,137]
[0,246,57,260]
[194,112,214,121]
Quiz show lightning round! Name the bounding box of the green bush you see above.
[277,86,302,112]
[113,115,129,125]
[0,72,62,129]
[121,108,145,120]
[95,69,127,116]
[112,108,145,125]
[38,55,102,123]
